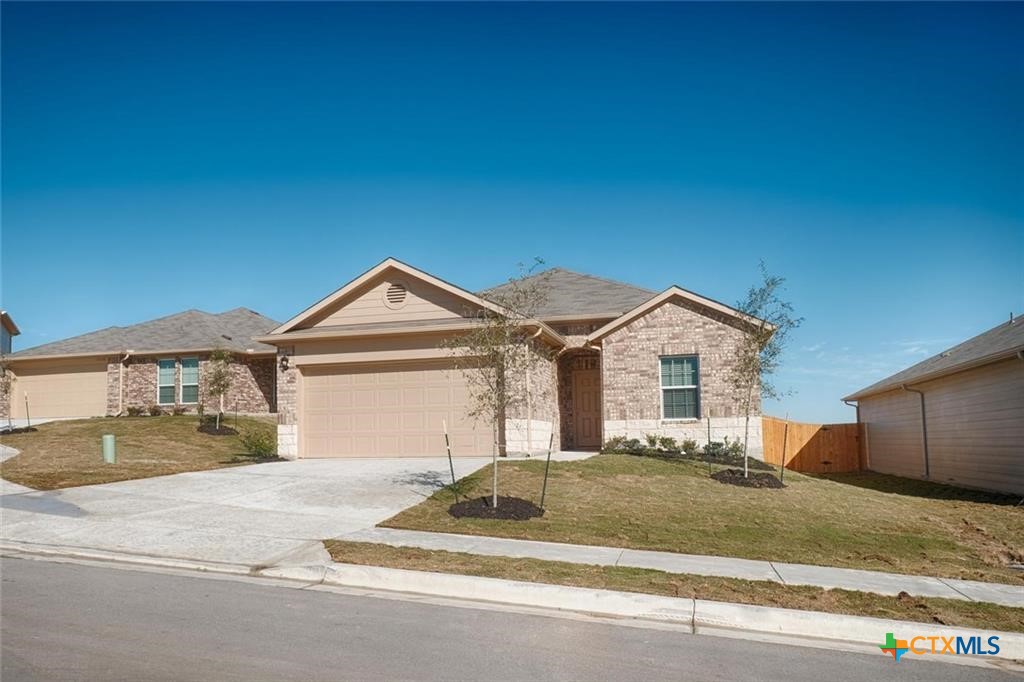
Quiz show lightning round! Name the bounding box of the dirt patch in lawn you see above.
[197,424,239,436]
[710,468,785,489]
[323,540,1024,633]
[449,496,544,520]
[0,416,277,489]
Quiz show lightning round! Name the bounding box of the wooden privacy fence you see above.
[762,416,865,473]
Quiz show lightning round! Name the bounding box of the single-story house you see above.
[0,308,279,420]
[2,258,766,458]
[843,316,1024,495]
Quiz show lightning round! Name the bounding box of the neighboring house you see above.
[1,311,19,355]
[259,258,764,459]
[843,316,1024,495]
[0,309,279,420]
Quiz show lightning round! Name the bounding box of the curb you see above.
[264,561,1024,664]
[4,540,1022,667]
[0,540,253,577]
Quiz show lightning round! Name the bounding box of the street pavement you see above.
[1,557,1016,682]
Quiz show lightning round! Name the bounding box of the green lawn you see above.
[324,540,1024,633]
[383,454,1024,584]
[0,415,278,489]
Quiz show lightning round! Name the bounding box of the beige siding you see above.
[860,389,925,479]
[300,360,491,457]
[291,332,461,367]
[308,276,472,328]
[861,358,1024,495]
[11,359,109,419]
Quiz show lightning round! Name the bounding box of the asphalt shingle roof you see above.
[479,268,655,319]
[9,308,280,358]
[844,316,1024,400]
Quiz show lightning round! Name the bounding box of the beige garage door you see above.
[11,360,108,419]
[301,361,492,457]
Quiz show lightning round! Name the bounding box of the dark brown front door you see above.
[572,369,601,448]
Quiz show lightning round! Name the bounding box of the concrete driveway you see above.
[1,457,490,568]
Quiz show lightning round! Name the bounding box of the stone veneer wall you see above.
[601,299,763,457]
[275,347,298,458]
[0,366,10,420]
[115,354,275,415]
[504,340,559,455]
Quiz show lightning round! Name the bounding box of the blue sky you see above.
[2,2,1021,422]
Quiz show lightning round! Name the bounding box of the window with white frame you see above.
[180,357,199,404]
[157,359,176,405]
[660,355,699,419]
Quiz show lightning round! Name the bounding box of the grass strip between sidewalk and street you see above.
[323,539,1024,633]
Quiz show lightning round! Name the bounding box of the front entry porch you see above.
[557,349,602,450]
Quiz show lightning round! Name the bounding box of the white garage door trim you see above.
[300,359,492,458]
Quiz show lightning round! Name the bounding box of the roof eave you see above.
[586,286,771,343]
[256,318,567,348]
[842,346,1024,401]
[271,258,513,335]
[7,347,276,362]
[0,311,20,336]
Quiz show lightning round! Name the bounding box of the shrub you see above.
[172,406,188,416]
[601,436,628,453]
[723,436,745,458]
[703,441,727,459]
[681,439,699,457]
[240,429,276,458]
[126,406,146,417]
[644,434,659,448]
[657,436,679,452]
[148,404,164,417]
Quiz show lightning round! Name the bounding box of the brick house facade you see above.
[111,354,276,415]
[600,299,762,455]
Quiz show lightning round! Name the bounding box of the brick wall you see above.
[117,354,275,414]
[601,299,763,456]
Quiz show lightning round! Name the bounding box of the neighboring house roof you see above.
[843,315,1024,401]
[480,268,656,319]
[8,308,281,359]
[1,311,20,336]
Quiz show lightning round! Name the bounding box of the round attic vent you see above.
[384,282,408,309]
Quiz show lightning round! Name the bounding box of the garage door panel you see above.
[11,361,108,419]
[301,361,490,457]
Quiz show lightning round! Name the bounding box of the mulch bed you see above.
[197,424,238,436]
[710,468,786,489]
[448,496,545,520]
[0,426,38,435]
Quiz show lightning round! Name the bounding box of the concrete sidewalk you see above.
[343,527,1024,608]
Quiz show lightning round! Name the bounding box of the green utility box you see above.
[102,434,116,464]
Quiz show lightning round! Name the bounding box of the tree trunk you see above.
[492,420,499,508]
[742,383,754,478]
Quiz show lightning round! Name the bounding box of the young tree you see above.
[0,358,14,431]
[732,262,803,478]
[206,348,234,430]
[441,259,552,508]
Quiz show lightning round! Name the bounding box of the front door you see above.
[572,368,602,448]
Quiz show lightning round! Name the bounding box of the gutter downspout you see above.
[901,385,929,479]
[118,351,132,416]
[843,399,865,469]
